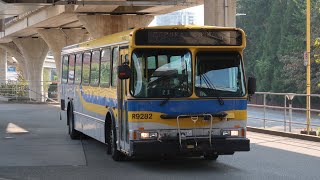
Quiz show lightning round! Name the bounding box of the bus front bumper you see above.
[130,137,250,157]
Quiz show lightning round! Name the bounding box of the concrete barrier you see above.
[0,96,8,102]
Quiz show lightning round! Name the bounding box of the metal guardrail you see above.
[248,92,320,135]
[0,80,58,103]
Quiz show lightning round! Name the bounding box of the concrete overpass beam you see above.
[0,43,28,80]
[0,48,7,83]
[37,28,88,80]
[204,0,236,27]
[77,15,154,39]
[13,38,49,102]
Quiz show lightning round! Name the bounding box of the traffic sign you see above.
[304,51,309,66]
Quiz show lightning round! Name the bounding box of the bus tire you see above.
[68,106,81,140]
[204,153,219,161]
[105,119,112,155]
[111,120,124,161]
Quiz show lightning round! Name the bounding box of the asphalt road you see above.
[0,104,319,180]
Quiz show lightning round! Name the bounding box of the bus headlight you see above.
[140,132,158,139]
[221,130,239,136]
[231,130,239,136]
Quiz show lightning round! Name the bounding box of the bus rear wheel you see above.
[110,121,125,161]
[68,108,81,140]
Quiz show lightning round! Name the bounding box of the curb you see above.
[0,96,9,102]
[0,101,59,105]
[247,126,320,142]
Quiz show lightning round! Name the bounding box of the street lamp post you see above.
[306,0,311,134]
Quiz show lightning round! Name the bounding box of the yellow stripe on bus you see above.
[78,87,109,116]
[128,110,247,128]
[81,86,117,99]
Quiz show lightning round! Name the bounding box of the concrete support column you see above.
[13,38,49,101]
[0,43,28,80]
[77,15,154,39]
[0,48,7,83]
[204,0,236,27]
[37,28,88,80]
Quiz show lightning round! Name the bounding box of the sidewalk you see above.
[248,131,320,158]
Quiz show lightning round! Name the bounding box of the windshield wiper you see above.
[200,74,224,105]
[160,94,171,106]
[155,72,178,106]
[160,88,178,106]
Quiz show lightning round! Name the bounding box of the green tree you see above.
[237,0,272,79]
[237,0,320,93]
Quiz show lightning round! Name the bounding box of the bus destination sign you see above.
[135,29,243,46]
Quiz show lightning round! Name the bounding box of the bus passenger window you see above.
[125,54,129,62]
[75,53,83,84]
[147,56,156,80]
[158,55,168,67]
[111,47,119,87]
[169,56,182,74]
[147,56,156,69]
[100,48,111,87]
[62,56,69,84]
[82,52,91,84]
[90,50,101,86]
[68,55,75,84]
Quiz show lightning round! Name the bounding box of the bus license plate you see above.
[181,130,192,137]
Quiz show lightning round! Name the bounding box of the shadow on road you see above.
[131,158,243,173]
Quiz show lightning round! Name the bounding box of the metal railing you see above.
[248,92,320,135]
[0,80,58,103]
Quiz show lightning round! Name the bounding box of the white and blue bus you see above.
[60,25,256,161]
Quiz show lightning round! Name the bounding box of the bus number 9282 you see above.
[60,25,256,161]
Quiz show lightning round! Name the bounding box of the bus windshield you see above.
[195,52,246,97]
[131,49,192,98]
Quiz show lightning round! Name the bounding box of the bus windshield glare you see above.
[195,52,246,97]
[131,49,192,98]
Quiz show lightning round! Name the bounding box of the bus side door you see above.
[118,46,129,151]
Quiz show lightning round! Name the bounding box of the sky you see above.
[189,5,204,25]
[149,5,204,26]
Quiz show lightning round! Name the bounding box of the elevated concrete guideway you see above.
[0,0,237,101]
[0,0,204,42]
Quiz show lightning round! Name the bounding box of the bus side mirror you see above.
[118,64,131,80]
[248,77,256,95]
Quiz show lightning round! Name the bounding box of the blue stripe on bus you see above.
[80,87,247,114]
[127,99,247,115]
[81,91,118,107]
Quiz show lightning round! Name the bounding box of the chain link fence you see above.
[0,80,58,103]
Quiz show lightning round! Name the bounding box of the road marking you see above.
[6,123,29,134]
[0,178,13,180]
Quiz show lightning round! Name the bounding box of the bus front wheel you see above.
[67,107,81,140]
[105,121,111,155]
[110,121,125,161]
